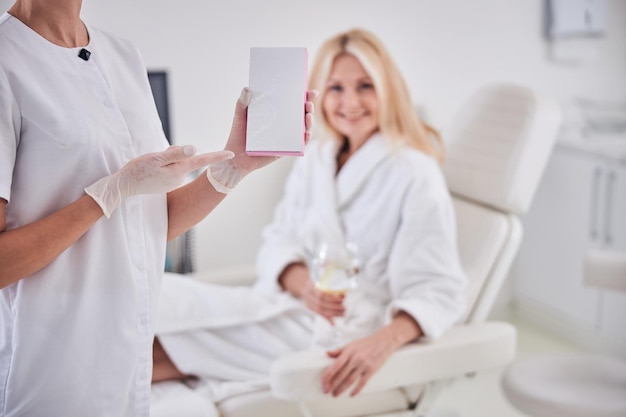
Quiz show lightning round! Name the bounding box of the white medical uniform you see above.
[156,134,467,402]
[0,13,169,417]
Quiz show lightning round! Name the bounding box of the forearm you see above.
[376,311,424,350]
[165,170,228,241]
[0,195,104,288]
[277,262,310,297]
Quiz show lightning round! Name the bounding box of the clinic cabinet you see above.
[512,142,626,347]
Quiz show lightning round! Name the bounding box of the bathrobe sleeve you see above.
[386,156,467,340]
[254,153,313,294]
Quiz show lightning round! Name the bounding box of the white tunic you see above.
[156,134,467,402]
[0,13,169,417]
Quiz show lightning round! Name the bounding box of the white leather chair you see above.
[151,83,562,417]
[501,249,626,417]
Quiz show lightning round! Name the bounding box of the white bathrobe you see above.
[156,134,467,402]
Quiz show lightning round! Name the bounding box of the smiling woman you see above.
[152,27,466,407]
[323,54,380,168]
[309,28,445,166]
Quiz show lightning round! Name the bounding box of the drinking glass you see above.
[309,240,361,348]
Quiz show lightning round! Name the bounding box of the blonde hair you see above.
[309,28,445,163]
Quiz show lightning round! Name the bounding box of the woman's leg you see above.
[155,311,315,383]
[152,337,192,382]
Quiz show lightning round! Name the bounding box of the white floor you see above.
[420,314,584,417]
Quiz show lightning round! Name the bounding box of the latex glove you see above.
[207,88,319,194]
[86,145,234,218]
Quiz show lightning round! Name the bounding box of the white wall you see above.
[2,0,625,272]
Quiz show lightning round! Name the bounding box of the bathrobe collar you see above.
[313,133,393,245]
[334,132,393,209]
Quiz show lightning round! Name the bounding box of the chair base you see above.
[502,353,626,417]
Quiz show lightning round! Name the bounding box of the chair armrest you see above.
[270,321,516,401]
[188,264,257,286]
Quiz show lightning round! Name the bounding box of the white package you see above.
[246,47,308,156]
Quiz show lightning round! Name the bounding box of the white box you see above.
[246,47,308,156]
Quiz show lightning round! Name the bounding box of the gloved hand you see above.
[206,87,319,194]
[86,145,234,218]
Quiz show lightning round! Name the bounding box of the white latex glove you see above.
[86,145,234,218]
[207,87,318,194]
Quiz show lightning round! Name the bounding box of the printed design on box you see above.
[248,77,279,149]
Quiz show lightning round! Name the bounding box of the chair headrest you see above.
[442,84,562,215]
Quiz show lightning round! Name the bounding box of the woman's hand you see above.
[226,88,319,172]
[300,278,345,324]
[321,331,397,397]
[320,312,423,397]
[278,263,345,323]
[86,145,234,218]
[207,88,319,193]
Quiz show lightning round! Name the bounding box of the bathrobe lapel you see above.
[311,134,391,247]
[310,139,345,247]
[335,133,391,211]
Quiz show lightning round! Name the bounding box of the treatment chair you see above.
[151,83,562,417]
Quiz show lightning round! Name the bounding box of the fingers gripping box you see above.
[245,47,308,156]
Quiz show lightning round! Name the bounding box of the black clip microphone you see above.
[78,48,91,61]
